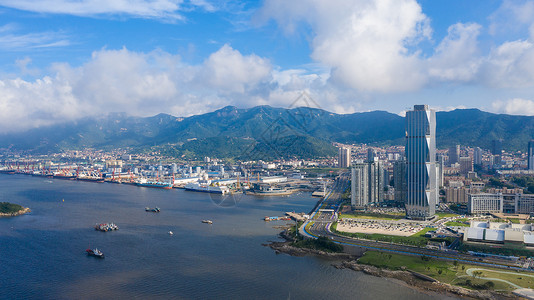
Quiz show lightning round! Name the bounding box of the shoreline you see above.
[267,230,514,300]
[0,207,31,217]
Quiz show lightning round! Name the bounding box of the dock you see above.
[285,212,308,222]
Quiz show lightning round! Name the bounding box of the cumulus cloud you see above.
[198,44,272,94]
[0,45,347,133]
[427,23,481,82]
[481,40,534,88]
[257,0,431,92]
[492,98,534,116]
[256,0,534,93]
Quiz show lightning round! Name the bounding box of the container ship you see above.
[184,182,229,194]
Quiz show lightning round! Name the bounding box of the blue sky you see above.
[1,0,534,132]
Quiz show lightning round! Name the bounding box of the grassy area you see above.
[339,212,404,221]
[0,202,24,214]
[358,251,531,291]
[436,213,459,219]
[411,227,436,237]
[478,269,534,288]
[445,221,470,227]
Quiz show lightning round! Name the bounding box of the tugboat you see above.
[145,207,161,213]
[86,248,105,258]
[201,220,213,224]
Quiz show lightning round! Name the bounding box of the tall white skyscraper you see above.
[405,105,438,220]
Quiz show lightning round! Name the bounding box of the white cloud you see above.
[0,23,69,50]
[491,98,534,116]
[0,0,216,21]
[489,0,534,37]
[198,44,272,94]
[257,0,534,92]
[0,45,343,133]
[257,0,431,92]
[481,40,534,88]
[427,23,481,82]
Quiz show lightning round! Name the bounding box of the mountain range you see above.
[1,106,533,159]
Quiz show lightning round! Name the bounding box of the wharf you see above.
[285,212,308,222]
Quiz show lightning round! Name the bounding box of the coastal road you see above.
[301,174,534,272]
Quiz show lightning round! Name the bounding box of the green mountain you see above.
[1,106,533,159]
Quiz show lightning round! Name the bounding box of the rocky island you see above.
[0,202,31,217]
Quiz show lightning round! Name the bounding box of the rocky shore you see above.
[267,230,515,300]
[0,207,31,217]
[266,240,358,259]
[337,260,511,300]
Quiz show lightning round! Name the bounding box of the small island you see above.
[0,202,31,217]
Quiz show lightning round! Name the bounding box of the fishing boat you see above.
[86,248,105,258]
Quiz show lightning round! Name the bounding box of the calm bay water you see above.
[0,175,455,299]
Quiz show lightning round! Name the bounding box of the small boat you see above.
[201,220,213,224]
[145,207,161,213]
[86,248,105,258]
[168,231,173,235]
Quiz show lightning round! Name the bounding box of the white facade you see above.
[468,193,503,214]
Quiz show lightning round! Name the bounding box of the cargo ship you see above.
[77,175,105,183]
[94,223,119,232]
[53,173,77,180]
[184,183,229,194]
[245,183,294,196]
[136,178,173,189]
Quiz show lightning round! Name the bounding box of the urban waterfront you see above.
[0,174,455,299]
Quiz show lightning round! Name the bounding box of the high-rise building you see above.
[491,139,503,155]
[351,161,384,207]
[473,147,483,165]
[448,145,460,166]
[351,164,368,207]
[338,147,351,168]
[405,105,437,220]
[393,160,407,204]
[367,148,376,163]
[528,140,534,170]
[459,156,473,176]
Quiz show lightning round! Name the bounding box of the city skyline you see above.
[1,1,534,133]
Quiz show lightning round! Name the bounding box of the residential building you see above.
[459,156,473,176]
[448,145,460,166]
[338,147,351,168]
[351,161,384,207]
[528,140,534,170]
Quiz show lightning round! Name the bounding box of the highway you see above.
[301,173,534,272]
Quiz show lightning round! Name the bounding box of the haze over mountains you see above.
[1,106,533,159]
